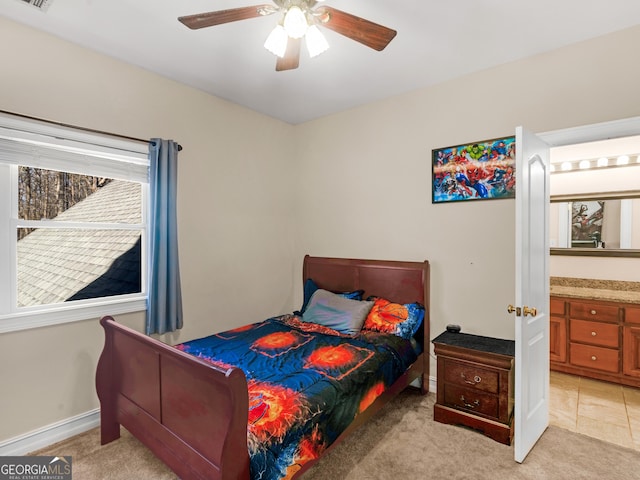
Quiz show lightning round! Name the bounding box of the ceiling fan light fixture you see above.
[283,6,308,39]
[178,2,397,71]
[264,25,288,58]
[305,25,329,58]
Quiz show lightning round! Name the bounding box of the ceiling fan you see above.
[178,0,397,71]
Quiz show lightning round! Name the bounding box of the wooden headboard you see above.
[303,254,429,308]
[303,255,430,348]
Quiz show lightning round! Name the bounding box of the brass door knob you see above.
[523,306,538,317]
[507,305,522,316]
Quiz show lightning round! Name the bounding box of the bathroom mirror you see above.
[550,191,640,257]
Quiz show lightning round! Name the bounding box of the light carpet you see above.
[33,390,640,479]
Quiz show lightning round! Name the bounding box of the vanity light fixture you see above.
[578,160,590,169]
[551,153,640,174]
[617,155,630,166]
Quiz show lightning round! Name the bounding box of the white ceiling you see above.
[3,0,640,124]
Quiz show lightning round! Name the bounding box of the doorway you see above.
[544,123,640,451]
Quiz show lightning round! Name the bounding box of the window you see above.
[0,113,150,332]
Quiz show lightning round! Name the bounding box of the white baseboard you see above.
[429,374,437,393]
[0,408,100,456]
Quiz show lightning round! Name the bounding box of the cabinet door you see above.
[626,307,640,325]
[550,316,567,363]
[550,298,565,316]
[623,325,640,378]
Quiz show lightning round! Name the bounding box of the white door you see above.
[514,126,550,463]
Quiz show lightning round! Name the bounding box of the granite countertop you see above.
[550,277,640,304]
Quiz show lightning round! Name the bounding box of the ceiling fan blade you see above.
[316,6,397,51]
[179,5,276,30]
[276,37,301,71]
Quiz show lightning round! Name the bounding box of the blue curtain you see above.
[146,139,183,335]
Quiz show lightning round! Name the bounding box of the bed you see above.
[96,255,430,480]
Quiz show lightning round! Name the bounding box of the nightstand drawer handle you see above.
[591,355,597,361]
[460,372,482,385]
[460,395,480,409]
[591,309,597,315]
[591,331,597,336]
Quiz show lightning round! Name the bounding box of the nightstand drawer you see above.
[570,301,619,323]
[443,384,499,418]
[570,319,619,348]
[443,360,499,394]
[570,343,619,373]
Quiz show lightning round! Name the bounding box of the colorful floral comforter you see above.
[175,314,419,480]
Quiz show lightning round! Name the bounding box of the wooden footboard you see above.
[96,316,250,480]
[96,256,430,480]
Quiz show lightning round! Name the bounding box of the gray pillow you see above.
[302,289,374,335]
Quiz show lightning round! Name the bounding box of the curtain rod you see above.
[0,109,183,151]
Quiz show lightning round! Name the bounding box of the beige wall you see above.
[293,25,640,347]
[2,16,640,444]
[0,17,296,442]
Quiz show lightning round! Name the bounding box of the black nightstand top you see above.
[432,331,515,357]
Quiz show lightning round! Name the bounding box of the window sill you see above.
[0,297,146,334]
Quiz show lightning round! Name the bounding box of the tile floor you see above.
[550,370,640,451]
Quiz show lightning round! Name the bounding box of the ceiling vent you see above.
[18,0,52,11]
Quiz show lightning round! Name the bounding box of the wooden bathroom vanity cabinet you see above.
[550,287,640,387]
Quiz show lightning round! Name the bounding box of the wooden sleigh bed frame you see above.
[96,255,430,480]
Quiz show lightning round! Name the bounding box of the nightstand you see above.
[432,331,515,445]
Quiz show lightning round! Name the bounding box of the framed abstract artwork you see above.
[432,136,516,203]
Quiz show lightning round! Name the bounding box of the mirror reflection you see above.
[550,198,640,250]
[550,135,640,257]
